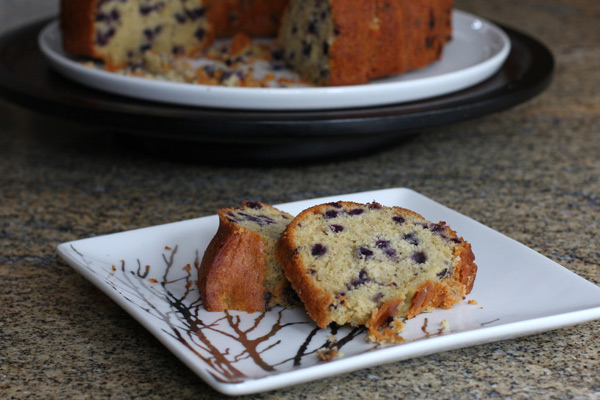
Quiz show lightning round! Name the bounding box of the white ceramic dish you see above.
[57,188,600,396]
[39,10,510,111]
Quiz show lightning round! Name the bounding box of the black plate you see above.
[0,18,553,164]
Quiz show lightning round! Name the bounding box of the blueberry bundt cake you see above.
[277,0,453,86]
[276,201,476,342]
[198,201,296,313]
[60,0,215,70]
[60,0,453,86]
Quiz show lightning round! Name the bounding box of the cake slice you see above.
[198,201,296,312]
[276,201,477,342]
[276,0,453,86]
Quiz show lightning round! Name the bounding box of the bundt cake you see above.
[60,0,453,85]
[276,201,477,342]
[198,201,296,313]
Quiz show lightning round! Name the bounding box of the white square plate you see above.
[57,188,600,396]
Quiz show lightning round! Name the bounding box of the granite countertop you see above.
[1,0,599,398]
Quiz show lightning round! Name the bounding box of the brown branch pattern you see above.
[70,243,370,384]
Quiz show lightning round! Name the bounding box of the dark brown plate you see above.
[0,18,553,164]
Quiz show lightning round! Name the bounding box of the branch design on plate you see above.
[69,244,368,383]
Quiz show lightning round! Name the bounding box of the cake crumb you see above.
[365,299,407,344]
[468,299,478,305]
[316,335,344,361]
[316,348,339,361]
[440,319,450,332]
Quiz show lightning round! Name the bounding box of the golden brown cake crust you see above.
[205,0,289,37]
[198,211,268,313]
[327,0,376,86]
[294,0,454,86]
[60,0,98,59]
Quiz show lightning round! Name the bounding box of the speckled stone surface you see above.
[1,0,599,398]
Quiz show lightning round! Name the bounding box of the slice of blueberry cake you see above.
[61,0,214,70]
[276,201,477,342]
[277,0,453,86]
[198,201,296,313]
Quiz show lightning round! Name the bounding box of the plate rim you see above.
[37,9,511,111]
[56,187,600,396]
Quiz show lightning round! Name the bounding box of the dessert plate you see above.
[56,188,600,396]
[39,10,510,110]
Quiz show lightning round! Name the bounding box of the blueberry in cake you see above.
[61,0,215,70]
[276,201,477,343]
[198,201,296,312]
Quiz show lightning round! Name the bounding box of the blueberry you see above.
[143,28,155,41]
[403,233,419,246]
[271,48,284,60]
[384,248,398,258]
[324,210,338,219]
[195,28,206,41]
[203,65,216,76]
[95,12,109,22]
[349,269,371,288]
[426,36,435,49]
[302,43,312,57]
[429,9,436,29]
[238,212,274,226]
[357,247,374,259]
[139,5,153,15]
[375,240,390,249]
[186,7,206,21]
[412,251,427,264]
[311,244,327,257]
[349,209,364,216]
[430,223,445,233]
[393,216,405,224]
[330,224,344,233]
[244,202,262,210]
[95,27,115,46]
